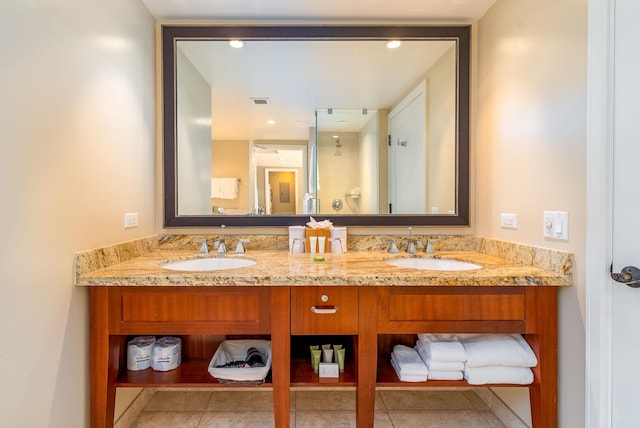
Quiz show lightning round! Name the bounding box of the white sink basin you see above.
[385,258,482,271]
[160,257,256,272]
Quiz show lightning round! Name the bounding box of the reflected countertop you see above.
[75,248,572,287]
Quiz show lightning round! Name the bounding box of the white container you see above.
[330,227,347,253]
[288,226,306,253]
[208,340,272,382]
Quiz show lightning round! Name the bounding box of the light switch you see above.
[543,211,568,240]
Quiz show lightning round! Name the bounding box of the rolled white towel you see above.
[463,365,534,385]
[391,345,428,377]
[428,370,464,381]
[390,358,428,382]
[415,337,465,363]
[461,334,537,368]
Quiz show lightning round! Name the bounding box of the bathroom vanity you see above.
[78,244,571,428]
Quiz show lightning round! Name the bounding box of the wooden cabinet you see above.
[89,285,558,428]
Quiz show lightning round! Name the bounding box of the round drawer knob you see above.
[321,294,329,302]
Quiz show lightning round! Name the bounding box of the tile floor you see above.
[128,388,509,427]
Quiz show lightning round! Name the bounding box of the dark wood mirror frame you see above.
[162,25,470,227]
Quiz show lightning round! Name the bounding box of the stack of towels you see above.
[390,333,538,385]
[415,334,465,380]
[390,344,428,382]
[460,334,537,385]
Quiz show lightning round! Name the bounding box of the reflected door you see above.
[388,84,426,214]
[267,170,297,215]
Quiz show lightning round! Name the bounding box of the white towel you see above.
[415,337,466,363]
[426,360,465,372]
[428,370,464,381]
[461,334,537,368]
[415,341,465,371]
[391,345,428,377]
[390,358,428,382]
[211,178,238,199]
[463,366,534,385]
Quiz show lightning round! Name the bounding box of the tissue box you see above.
[305,228,330,253]
[208,340,272,382]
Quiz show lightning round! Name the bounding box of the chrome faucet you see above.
[235,238,250,254]
[214,238,227,254]
[388,239,399,253]
[406,227,417,254]
[194,238,208,254]
[426,239,438,254]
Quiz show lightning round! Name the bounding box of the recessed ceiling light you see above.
[338,121,347,126]
[267,120,276,125]
[386,40,401,49]
[229,40,243,48]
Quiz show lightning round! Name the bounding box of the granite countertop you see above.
[75,248,572,287]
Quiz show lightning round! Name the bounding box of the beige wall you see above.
[476,0,587,425]
[211,140,250,214]
[0,1,156,427]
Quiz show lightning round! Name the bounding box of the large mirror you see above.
[163,26,470,227]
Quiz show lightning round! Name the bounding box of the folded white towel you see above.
[415,337,466,363]
[426,360,465,372]
[463,365,534,385]
[391,353,428,377]
[391,345,428,377]
[211,178,239,199]
[415,341,465,371]
[461,334,537,368]
[390,358,428,382]
[427,370,463,381]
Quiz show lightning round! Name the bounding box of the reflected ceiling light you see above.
[229,40,244,48]
[338,120,347,126]
[386,40,401,49]
[267,119,276,125]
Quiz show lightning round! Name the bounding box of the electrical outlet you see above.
[124,212,138,229]
[500,213,518,229]
[543,211,568,240]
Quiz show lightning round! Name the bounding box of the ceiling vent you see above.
[251,98,270,105]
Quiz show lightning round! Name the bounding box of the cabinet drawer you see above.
[378,287,528,333]
[291,287,358,334]
[108,287,271,334]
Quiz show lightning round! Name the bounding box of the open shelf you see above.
[117,359,272,388]
[375,357,532,388]
[290,357,357,386]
